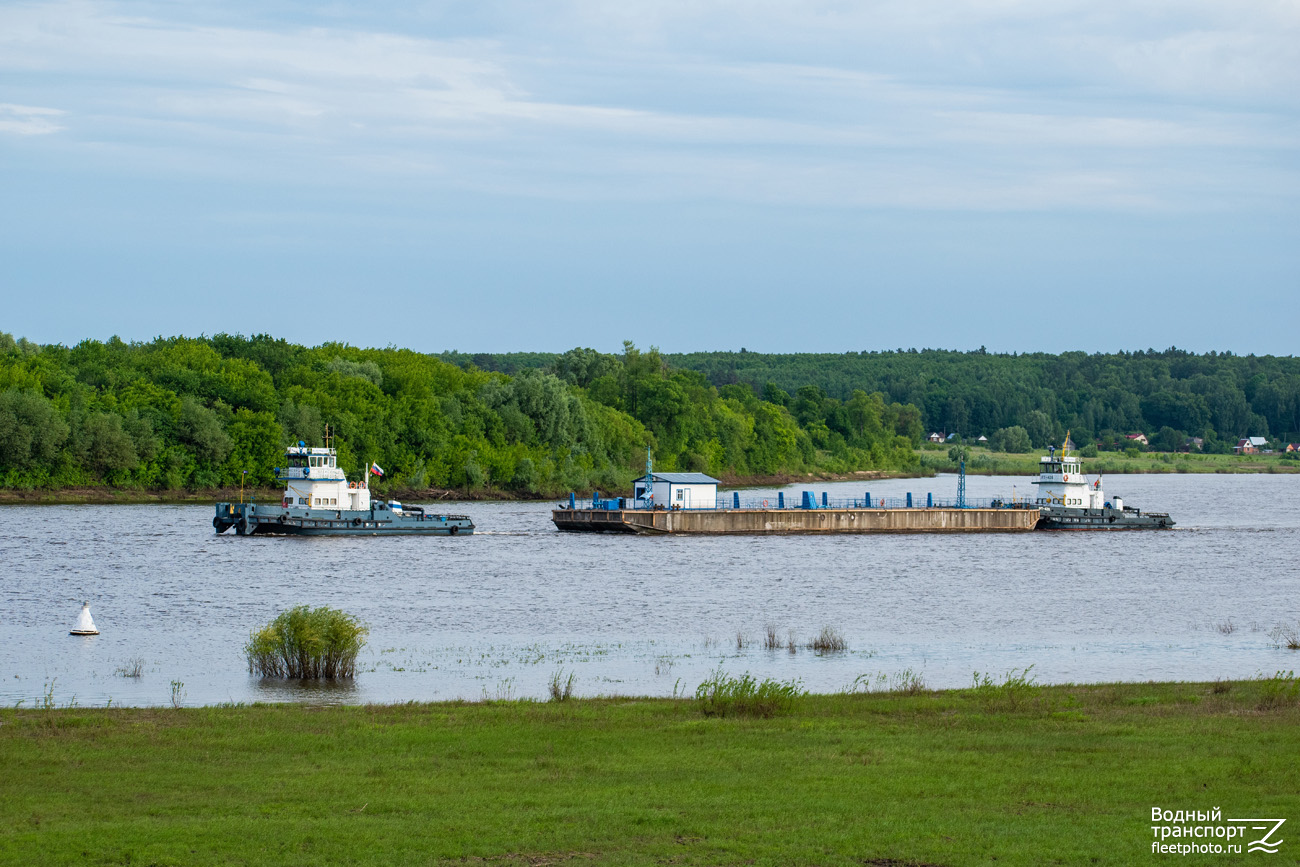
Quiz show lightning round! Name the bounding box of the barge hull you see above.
[552,507,1039,535]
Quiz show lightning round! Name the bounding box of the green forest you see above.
[447,347,1300,454]
[0,334,920,497]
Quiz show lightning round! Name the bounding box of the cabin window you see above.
[676,489,684,500]
[330,498,336,505]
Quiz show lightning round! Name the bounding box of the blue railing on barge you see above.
[562,491,1032,512]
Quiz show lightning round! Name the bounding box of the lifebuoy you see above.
[762,499,769,508]
[348,482,357,489]
[1063,474,1069,481]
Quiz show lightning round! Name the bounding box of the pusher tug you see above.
[214,439,473,537]
[1032,440,1174,530]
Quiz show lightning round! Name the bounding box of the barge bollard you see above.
[865,492,871,508]
[927,492,933,507]
[569,492,576,508]
[822,492,828,507]
[802,491,816,509]
[778,492,785,509]
[733,492,740,508]
[907,492,913,508]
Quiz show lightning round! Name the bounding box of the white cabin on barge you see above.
[632,472,720,510]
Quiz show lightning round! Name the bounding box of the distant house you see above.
[1124,433,1149,446]
[1183,437,1204,452]
[927,432,943,443]
[1235,436,1268,455]
[1286,443,1300,453]
[977,435,988,445]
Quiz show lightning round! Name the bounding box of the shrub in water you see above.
[695,668,805,718]
[245,606,368,679]
[807,626,848,653]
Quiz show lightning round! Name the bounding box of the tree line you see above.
[0,334,921,496]
[449,347,1300,453]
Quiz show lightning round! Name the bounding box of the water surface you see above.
[3,472,1297,706]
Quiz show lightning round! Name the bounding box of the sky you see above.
[2,0,1297,355]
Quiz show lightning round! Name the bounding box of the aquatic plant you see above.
[694,668,805,718]
[114,657,144,678]
[762,624,781,651]
[1267,624,1300,650]
[807,626,848,653]
[547,669,576,702]
[245,606,368,680]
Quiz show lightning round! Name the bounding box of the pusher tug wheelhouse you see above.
[1032,440,1174,530]
[213,440,473,537]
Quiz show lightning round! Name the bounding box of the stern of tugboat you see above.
[213,502,257,535]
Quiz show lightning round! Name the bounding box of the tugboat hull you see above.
[213,503,474,536]
[1036,505,1174,530]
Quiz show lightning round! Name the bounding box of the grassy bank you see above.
[3,679,1298,865]
[0,485,531,506]
[919,447,1300,476]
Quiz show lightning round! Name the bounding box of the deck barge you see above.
[553,492,1038,535]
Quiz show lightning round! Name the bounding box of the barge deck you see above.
[553,504,1039,535]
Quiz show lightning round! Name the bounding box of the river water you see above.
[3,472,1298,707]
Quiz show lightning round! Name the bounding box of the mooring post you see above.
[927,492,933,507]
[733,491,740,509]
[778,492,785,509]
[865,492,871,508]
[907,492,913,508]
[569,492,575,509]
[822,491,828,507]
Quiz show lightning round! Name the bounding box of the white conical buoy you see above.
[70,602,99,635]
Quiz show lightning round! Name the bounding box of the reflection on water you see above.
[2,472,1298,707]
[250,678,360,705]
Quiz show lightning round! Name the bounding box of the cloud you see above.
[0,0,1295,211]
[0,103,65,135]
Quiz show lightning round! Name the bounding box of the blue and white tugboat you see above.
[1032,440,1174,530]
[213,439,473,537]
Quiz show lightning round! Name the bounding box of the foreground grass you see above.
[2,681,1298,865]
